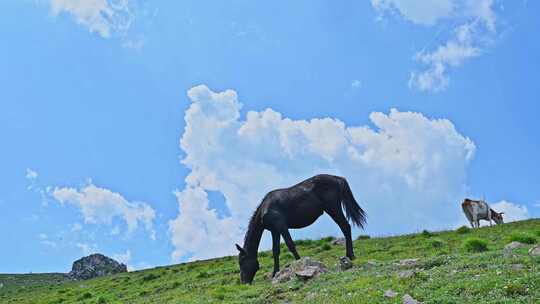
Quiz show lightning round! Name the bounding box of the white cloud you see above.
[26,168,38,180]
[76,242,97,255]
[371,0,455,26]
[351,80,362,88]
[169,85,476,261]
[51,182,155,237]
[491,200,529,223]
[409,23,482,92]
[372,0,498,92]
[47,0,134,38]
[38,233,57,248]
[71,222,83,232]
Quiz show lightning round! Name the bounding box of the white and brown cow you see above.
[461,199,504,228]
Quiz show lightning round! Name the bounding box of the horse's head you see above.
[236,244,259,284]
[491,210,504,224]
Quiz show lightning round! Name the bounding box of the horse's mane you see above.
[243,199,265,246]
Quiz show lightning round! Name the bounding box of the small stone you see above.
[402,294,422,304]
[510,264,524,271]
[529,245,540,257]
[398,270,415,279]
[396,258,419,268]
[384,289,398,298]
[504,241,525,251]
[364,260,378,269]
[339,256,353,271]
[331,237,346,246]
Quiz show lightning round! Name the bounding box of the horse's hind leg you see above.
[324,203,354,259]
[271,231,281,276]
[281,229,300,260]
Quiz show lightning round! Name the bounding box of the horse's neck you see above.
[243,222,264,257]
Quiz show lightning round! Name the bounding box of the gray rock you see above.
[529,245,540,257]
[69,253,127,280]
[363,260,378,269]
[398,270,415,279]
[305,292,317,301]
[272,257,327,284]
[331,237,346,246]
[384,289,397,298]
[504,241,525,251]
[510,264,525,271]
[402,294,422,304]
[396,258,419,268]
[295,267,320,281]
[339,256,353,271]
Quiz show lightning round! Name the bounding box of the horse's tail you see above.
[339,178,367,229]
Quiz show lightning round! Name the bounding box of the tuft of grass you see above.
[463,238,488,253]
[504,283,528,296]
[456,226,471,234]
[295,239,314,246]
[321,236,334,243]
[421,230,435,238]
[97,296,107,304]
[356,235,370,240]
[78,292,92,300]
[142,273,160,282]
[509,233,536,244]
[429,239,444,249]
[320,243,332,251]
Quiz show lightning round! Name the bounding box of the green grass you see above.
[456,225,471,234]
[509,233,536,245]
[463,238,489,252]
[1,219,539,303]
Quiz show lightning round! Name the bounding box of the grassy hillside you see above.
[2,219,540,304]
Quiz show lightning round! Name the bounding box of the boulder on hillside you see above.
[331,237,346,246]
[69,253,127,280]
[529,245,540,257]
[504,241,525,251]
[272,257,327,284]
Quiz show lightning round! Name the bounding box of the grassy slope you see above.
[1,219,540,304]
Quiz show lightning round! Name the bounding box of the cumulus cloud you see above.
[409,23,482,92]
[169,85,476,262]
[26,168,38,180]
[51,182,155,237]
[47,0,135,38]
[372,0,498,92]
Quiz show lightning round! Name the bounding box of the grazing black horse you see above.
[236,174,366,284]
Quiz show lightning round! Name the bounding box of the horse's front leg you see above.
[271,231,281,277]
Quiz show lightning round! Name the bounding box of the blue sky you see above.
[1,0,538,273]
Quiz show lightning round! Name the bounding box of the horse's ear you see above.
[235,244,246,255]
[500,212,505,215]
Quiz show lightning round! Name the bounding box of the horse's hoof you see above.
[348,255,356,260]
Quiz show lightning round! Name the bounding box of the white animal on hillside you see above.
[461,199,504,228]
